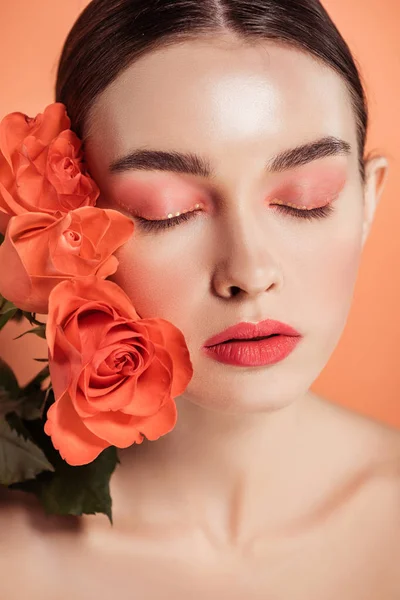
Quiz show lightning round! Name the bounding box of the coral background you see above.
[0,0,399,427]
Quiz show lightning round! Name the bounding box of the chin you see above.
[179,363,314,415]
[181,344,334,414]
[176,332,336,415]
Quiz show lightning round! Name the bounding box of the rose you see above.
[0,103,71,231]
[0,102,71,166]
[14,130,100,214]
[0,206,134,313]
[44,277,193,466]
[0,103,99,233]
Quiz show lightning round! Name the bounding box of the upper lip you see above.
[203,320,301,347]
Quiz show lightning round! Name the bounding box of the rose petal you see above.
[0,104,69,169]
[72,382,99,418]
[37,103,71,145]
[0,181,24,234]
[78,365,129,412]
[95,255,119,279]
[48,324,82,401]
[102,346,145,378]
[70,206,134,255]
[82,318,150,368]
[77,310,116,362]
[122,355,172,416]
[0,224,33,310]
[83,411,145,448]
[134,398,178,441]
[47,279,140,334]
[90,360,124,388]
[93,339,150,378]
[142,319,193,397]
[89,344,144,389]
[70,277,141,320]
[84,397,178,449]
[44,391,109,466]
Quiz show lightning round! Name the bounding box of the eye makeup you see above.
[117,200,206,221]
[110,173,207,221]
[129,197,337,233]
[266,160,348,208]
[110,157,348,232]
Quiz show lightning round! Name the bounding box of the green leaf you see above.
[0,356,19,397]
[29,447,118,524]
[15,365,50,420]
[0,357,20,416]
[21,312,46,327]
[0,300,37,326]
[0,298,18,330]
[6,412,35,439]
[0,418,54,486]
[9,309,25,323]
[13,325,46,341]
[9,400,119,522]
[0,360,50,421]
[13,446,118,523]
[21,365,50,393]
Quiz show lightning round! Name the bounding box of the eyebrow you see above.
[108,136,351,178]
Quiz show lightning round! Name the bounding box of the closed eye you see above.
[274,203,335,221]
[133,202,335,233]
[133,209,201,232]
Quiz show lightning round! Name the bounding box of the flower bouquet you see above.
[0,103,193,521]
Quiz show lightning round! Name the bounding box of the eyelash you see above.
[133,203,335,233]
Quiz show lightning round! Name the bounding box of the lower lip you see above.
[202,335,302,367]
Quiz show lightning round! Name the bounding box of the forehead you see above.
[86,37,357,168]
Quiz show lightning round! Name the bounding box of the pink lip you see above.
[203,320,301,347]
[202,320,302,367]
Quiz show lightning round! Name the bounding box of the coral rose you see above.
[0,103,99,234]
[0,103,70,166]
[44,277,193,466]
[0,207,134,313]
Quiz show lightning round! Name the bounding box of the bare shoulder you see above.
[310,390,400,456]
[342,403,400,468]
[310,392,400,511]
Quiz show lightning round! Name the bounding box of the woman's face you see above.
[84,36,366,413]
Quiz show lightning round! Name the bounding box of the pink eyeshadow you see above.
[109,159,349,216]
[110,174,206,218]
[268,162,348,206]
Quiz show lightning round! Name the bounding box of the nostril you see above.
[230,286,241,297]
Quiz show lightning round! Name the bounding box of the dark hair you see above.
[55,0,369,182]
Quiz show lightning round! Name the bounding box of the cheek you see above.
[308,206,363,339]
[109,234,203,322]
[316,236,361,307]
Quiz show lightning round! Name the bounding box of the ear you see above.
[361,155,389,248]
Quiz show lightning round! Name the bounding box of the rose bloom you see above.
[0,103,99,234]
[44,277,193,466]
[0,206,134,313]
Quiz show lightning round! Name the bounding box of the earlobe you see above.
[361,155,389,247]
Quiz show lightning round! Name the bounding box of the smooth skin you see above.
[1,34,399,599]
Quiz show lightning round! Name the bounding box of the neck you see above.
[105,390,330,548]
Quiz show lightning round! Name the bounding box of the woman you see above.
[1,0,399,597]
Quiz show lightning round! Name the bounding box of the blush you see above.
[109,173,206,218]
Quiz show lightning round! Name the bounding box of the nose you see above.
[211,211,284,300]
